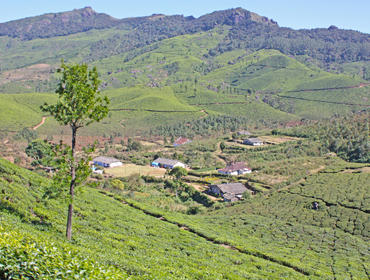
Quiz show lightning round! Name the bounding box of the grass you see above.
[0,124,369,279]
[0,157,310,279]
[0,38,369,136]
[104,163,166,177]
[0,94,44,131]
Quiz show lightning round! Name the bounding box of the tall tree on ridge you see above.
[41,61,110,240]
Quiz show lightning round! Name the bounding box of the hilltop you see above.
[0,7,119,40]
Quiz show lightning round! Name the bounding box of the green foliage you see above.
[110,179,125,191]
[41,61,110,239]
[41,61,110,128]
[275,114,370,163]
[126,138,143,151]
[25,139,54,166]
[169,166,188,180]
[43,143,93,201]
[320,118,369,163]
[14,128,38,142]
[0,158,309,279]
[0,226,123,279]
[0,154,369,279]
[0,44,368,136]
[152,115,252,137]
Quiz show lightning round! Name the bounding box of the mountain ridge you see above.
[0,7,119,40]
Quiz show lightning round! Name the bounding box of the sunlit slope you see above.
[1,155,369,278]
[0,157,313,279]
[0,94,46,131]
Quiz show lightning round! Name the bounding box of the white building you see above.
[243,138,263,146]
[93,156,123,168]
[218,162,251,175]
[151,158,186,169]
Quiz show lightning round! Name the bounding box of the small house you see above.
[173,137,192,147]
[151,158,186,169]
[218,162,251,176]
[243,138,263,146]
[209,182,252,201]
[93,156,122,168]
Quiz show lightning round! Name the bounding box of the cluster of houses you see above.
[91,136,191,171]
[214,162,254,201]
[91,155,253,202]
[91,134,255,202]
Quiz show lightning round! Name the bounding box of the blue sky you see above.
[1,0,369,33]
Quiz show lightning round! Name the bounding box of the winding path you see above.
[32,116,46,130]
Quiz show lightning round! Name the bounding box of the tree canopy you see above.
[41,61,110,240]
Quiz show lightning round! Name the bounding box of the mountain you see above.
[0,7,278,41]
[0,7,119,40]
[0,7,369,135]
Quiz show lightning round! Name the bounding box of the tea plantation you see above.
[0,151,369,279]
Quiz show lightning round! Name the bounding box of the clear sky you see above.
[1,0,369,33]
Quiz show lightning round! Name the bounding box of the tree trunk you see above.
[66,126,77,240]
[66,203,73,240]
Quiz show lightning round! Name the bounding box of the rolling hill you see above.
[0,7,369,136]
[0,7,368,279]
[0,143,369,279]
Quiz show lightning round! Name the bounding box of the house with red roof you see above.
[217,162,251,176]
[173,137,192,147]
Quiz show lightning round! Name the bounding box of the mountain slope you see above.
[0,7,368,67]
[0,7,119,40]
[0,152,369,279]
[0,8,369,135]
[0,158,308,279]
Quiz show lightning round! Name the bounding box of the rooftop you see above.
[245,137,263,143]
[173,137,191,146]
[93,156,121,164]
[218,162,250,173]
[212,183,247,195]
[153,157,182,166]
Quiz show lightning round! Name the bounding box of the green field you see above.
[1,28,369,136]
[104,163,166,177]
[1,129,369,279]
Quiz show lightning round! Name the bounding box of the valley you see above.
[0,6,369,280]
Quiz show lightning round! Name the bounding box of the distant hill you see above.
[0,7,119,40]
[0,7,369,135]
[0,7,368,66]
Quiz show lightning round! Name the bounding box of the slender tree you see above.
[41,61,110,240]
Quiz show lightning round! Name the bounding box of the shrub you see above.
[0,227,123,279]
